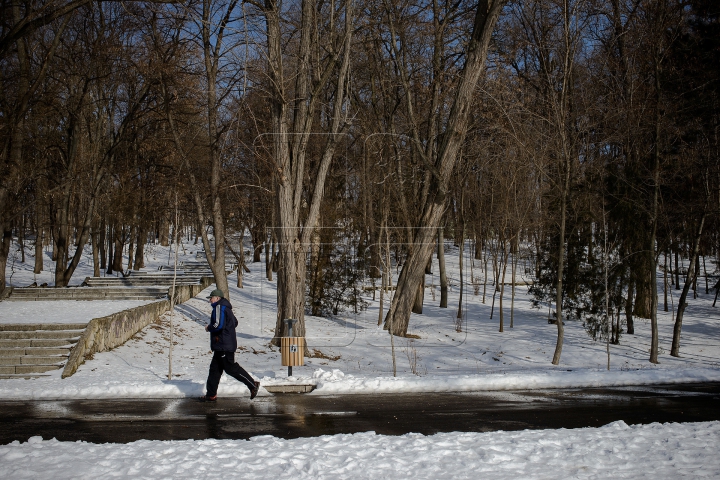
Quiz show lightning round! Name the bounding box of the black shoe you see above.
[250,381,260,400]
[199,395,217,402]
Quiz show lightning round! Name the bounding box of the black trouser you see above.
[206,351,255,397]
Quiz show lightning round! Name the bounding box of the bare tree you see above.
[383,0,508,336]
[249,0,354,344]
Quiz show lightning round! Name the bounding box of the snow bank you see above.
[2,421,718,478]
[305,366,720,395]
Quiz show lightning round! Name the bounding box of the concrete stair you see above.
[0,324,85,379]
[182,260,234,274]
[7,286,169,301]
[84,276,202,287]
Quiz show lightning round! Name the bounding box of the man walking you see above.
[200,289,260,401]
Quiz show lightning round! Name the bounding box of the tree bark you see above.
[649,46,663,364]
[112,226,124,274]
[671,212,707,357]
[499,238,509,332]
[457,225,465,321]
[34,221,43,274]
[384,0,507,336]
[625,278,635,334]
[159,216,169,247]
[438,227,448,308]
[106,224,113,274]
[675,246,680,290]
[261,0,353,345]
[510,234,518,328]
[134,226,145,270]
[99,220,107,270]
[91,224,100,277]
[412,273,425,314]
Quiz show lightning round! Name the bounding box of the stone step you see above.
[0,355,68,366]
[0,323,83,379]
[7,287,168,301]
[8,296,165,302]
[0,330,85,340]
[9,285,167,298]
[85,277,200,288]
[0,347,71,356]
[85,278,200,284]
[129,272,204,278]
[0,348,25,356]
[11,286,169,293]
[0,374,51,379]
[0,338,78,348]
[0,364,62,374]
[0,323,87,331]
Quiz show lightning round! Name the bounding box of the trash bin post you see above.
[282,319,302,377]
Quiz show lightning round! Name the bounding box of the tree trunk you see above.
[262,0,354,347]
[669,243,674,287]
[438,227,448,308]
[671,212,706,357]
[159,216,169,247]
[275,230,308,340]
[510,234,518,328]
[112,226,124,274]
[106,224,114,275]
[18,218,25,263]
[378,215,390,325]
[310,229,322,316]
[674,246,680,290]
[552,158,569,365]
[99,221,106,270]
[626,278,635,334]
[34,224,43,274]
[0,230,10,293]
[663,250,668,311]
[634,271,653,319]
[91,225,100,277]
[265,237,272,281]
[253,244,262,263]
[127,224,136,273]
[648,49,663,365]
[482,240,488,304]
[134,226,145,270]
[383,0,508,336]
[457,226,464,321]
[412,275,425,314]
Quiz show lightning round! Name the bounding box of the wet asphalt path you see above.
[1,383,720,444]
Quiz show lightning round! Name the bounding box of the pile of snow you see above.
[2,421,718,478]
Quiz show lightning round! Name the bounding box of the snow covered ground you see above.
[2,238,719,477]
[0,300,156,325]
[1,238,719,399]
[1,421,718,478]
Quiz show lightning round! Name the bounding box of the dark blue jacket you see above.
[208,298,238,352]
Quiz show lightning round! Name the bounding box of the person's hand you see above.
[205,325,209,332]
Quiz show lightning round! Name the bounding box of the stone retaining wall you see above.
[61,276,214,378]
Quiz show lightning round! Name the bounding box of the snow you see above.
[1,238,719,399]
[0,300,156,325]
[2,238,719,476]
[1,421,718,478]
